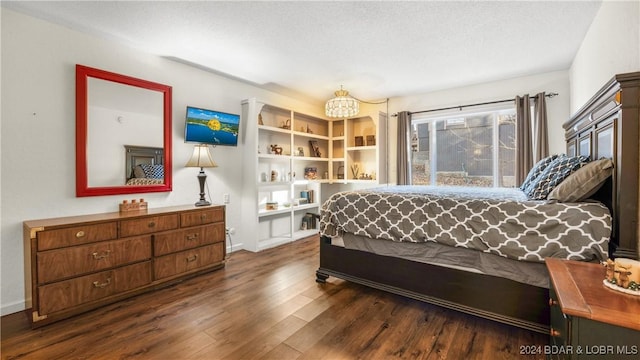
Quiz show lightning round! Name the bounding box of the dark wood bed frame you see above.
[124,145,164,181]
[316,72,640,334]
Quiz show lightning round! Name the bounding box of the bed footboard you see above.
[317,236,549,334]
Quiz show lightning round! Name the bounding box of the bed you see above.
[124,145,165,185]
[315,71,640,334]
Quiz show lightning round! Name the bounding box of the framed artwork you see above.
[366,135,375,146]
[309,140,321,157]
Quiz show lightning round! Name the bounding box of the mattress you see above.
[320,185,611,263]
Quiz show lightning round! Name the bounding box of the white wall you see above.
[570,0,640,112]
[4,1,637,316]
[0,8,323,315]
[386,71,571,184]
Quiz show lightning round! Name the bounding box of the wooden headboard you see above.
[124,145,164,181]
[563,71,640,260]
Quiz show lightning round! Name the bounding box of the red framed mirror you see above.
[76,64,172,196]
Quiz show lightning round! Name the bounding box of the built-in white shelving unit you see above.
[241,98,387,251]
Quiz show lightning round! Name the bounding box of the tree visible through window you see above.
[411,108,516,187]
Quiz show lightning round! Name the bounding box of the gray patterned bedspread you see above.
[319,185,610,263]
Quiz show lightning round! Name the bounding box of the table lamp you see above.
[185,144,217,206]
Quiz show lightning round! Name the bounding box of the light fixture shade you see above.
[185,144,218,168]
[325,87,359,118]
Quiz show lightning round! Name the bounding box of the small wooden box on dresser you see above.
[23,204,226,328]
[546,258,640,359]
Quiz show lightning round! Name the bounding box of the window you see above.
[411,106,516,187]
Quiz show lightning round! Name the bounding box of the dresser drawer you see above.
[154,223,225,256]
[180,207,224,227]
[37,261,152,315]
[154,242,224,280]
[37,236,151,284]
[37,222,118,251]
[120,214,178,237]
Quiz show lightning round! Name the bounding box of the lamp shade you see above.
[325,86,359,118]
[185,144,218,168]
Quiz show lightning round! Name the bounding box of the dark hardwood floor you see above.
[1,235,547,359]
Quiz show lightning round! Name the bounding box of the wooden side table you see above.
[545,258,640,359]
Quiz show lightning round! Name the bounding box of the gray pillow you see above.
[526,155,590,200]
[133,165,146,178]
[520,154,562,192]
[547,158,613,202]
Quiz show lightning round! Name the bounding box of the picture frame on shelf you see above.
[355,136,364,146]
[366,135,375,146]
[309,140,321,157]
[304,167,317,180]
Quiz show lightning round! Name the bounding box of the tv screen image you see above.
[185,106,240,146]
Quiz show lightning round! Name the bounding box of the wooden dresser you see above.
[546,258,640,359]
[24,204,225,328]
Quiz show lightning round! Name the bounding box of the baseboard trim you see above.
[1,300,26,316]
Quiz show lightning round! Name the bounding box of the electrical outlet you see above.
[223,193,230,204]
[226,227,235,235]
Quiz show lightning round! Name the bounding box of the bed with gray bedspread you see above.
[320,185,610,263]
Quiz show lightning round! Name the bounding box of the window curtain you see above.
[515,92,549,185]
[533,92,549,162]
[397,111,411,185]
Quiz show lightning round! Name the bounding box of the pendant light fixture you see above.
[325,86,359,118]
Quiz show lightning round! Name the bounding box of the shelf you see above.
[258,181,291,188]
[258,154,291,160]
[293,229,319,239]
[292,131,329,141]
[351,179,378,183]
[258,202,319,218]
[292,156,330,162]
[258,124,292,134]
[293,203,320,212]
[346,145,376,151]
[258,207,291,217]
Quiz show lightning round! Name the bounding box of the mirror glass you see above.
[76,65,172,196]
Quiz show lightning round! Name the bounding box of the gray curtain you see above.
[515,94,533,185]
[533,92,549,162]
[397,111,411,185]
[515,92,549,185]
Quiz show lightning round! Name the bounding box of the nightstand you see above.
[545,258,640,359]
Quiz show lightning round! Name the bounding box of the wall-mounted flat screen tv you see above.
[184,106,240,146]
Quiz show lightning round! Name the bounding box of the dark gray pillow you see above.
[547,158,613,202]
[526,155,590,200]
[520,154,562,193]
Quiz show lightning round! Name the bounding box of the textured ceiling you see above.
[3,1,602,103]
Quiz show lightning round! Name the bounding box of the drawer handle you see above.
[76,231,86,238]
[549,298,558,306]
[91,250,111,260]
[92,278,111,289]
[550,328,561,337]
[186,233,199,241]
[148,221,156,228]
[186,254,198,262]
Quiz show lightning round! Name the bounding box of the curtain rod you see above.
[399,92,558,117]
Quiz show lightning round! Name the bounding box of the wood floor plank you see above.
[223,315,307,360]
[1,235,547,360]
[258,343,302,360]
[355,296,429,359]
